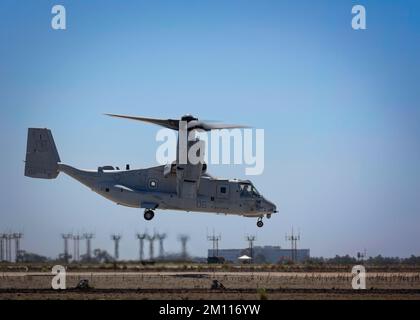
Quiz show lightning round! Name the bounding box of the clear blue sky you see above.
[1,0,419,259]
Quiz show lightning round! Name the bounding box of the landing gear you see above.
[267,214,271,219]
[257,217,264,228]
[144,209,155,221]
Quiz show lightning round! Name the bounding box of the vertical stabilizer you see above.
[25,128,61,179]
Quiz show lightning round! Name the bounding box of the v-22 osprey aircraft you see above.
[24,114,277,227]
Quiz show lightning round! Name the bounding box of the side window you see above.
[217,184,229,198]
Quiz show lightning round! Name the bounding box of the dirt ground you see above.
[1,271,420,300]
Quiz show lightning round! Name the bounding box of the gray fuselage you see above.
[58,164,277,218]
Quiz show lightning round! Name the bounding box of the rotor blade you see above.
[188,120,250,131]
[105,114,250,131]
[105,114,179,130]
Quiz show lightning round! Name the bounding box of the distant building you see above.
[208,246,310,263]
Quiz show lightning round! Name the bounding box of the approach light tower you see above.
[207,231,221,257]
[13,233,23,262]
[3,234,9,262]
[178,234,190,260]
[7,234,13,262]
[61,233,72,263]
[0,234,6,261]
[156,233,167,259]
[72,234,81,262]
[246,235,256,261]
[146,233,156,260]
[111,234,122,261]
[285,228,300,263]
[136,233,147,261]
[83,233,94,261]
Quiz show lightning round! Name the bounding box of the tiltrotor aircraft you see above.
[24,114,277,227]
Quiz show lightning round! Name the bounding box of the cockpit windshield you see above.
[239,183,260,198]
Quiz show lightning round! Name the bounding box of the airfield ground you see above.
[1,264,420,299]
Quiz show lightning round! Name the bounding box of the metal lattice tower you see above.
[0,234,6,261]
[13,233,23,262]
[207,230,221,257]
[3,234,8,262]
[83,233,94,261]
[285,228,300,263]
[246,235,256,260]
[136,233,147,261]
[111,234,122,260]
[156,233,167,259]
[178,234,190,260]
[61,233,72,263]
[7,234,13,262]
[72,234,81,262]
[146,234,156,260]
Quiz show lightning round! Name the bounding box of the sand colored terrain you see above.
[1,270,420,300]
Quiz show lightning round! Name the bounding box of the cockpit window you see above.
[252,186,260,197]
[239,183,260,198]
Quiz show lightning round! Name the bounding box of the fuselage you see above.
[58,163,277,218]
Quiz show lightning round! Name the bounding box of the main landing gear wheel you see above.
[257,218,264,228]
[144,209,155,221]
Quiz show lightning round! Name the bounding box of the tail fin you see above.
[25,128,61,179]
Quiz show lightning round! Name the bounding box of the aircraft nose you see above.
[263,198,277,213]
[270,203,278,213]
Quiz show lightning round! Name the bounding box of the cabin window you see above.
[105,188,109,192]
[217,185,229,198]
